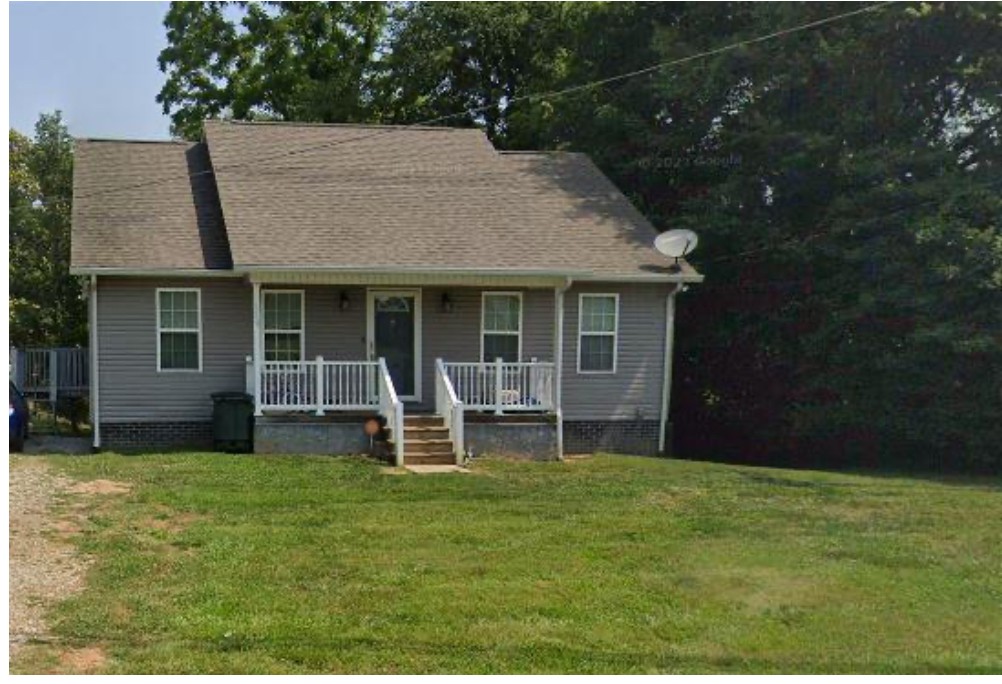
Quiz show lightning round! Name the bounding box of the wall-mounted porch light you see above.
[339,291,350,311]
[441,293,454,314]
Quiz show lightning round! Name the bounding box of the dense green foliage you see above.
[9,112,85,348]
[14,454,1002,673]
[157,2,1001,471]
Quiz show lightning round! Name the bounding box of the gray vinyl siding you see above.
[97,277,251,423]
[96,279,668,423]
[561,283,670,421]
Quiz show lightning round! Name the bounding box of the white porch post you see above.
[315,355,325,416]
[252,281,263,417]
[658,286,679,455]
[554,282,567,460]
[494,357,504,415]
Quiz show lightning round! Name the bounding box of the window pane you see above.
[580,335,614,372]
[160,332,199,370]
[159,291,173,328]
[582,296,616,333]
[483,334,519,362]
[265,292,302,331]
[484,295,520,333]
[265,333,302,361]
[160,290,199,330]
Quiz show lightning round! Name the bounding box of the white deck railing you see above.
[258,357,380,413]
[434,358,464,464]
[443,359,555,414]
[377,358,404,467]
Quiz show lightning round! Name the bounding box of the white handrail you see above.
[443,360,555,413]
[377,358,404,467]
[435,358,465,464]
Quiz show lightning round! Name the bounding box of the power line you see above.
[68,1,896,203]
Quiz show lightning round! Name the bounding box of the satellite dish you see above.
[654,229,698,272]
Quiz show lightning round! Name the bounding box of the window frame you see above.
[156,287,203,373]
[577,293,619,375]
[480,291,523,363]
[262,289,306,363]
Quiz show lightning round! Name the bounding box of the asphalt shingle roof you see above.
[71,120,700,280]
[71,139,231,271]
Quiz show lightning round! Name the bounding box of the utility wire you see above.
[67,1,896,203]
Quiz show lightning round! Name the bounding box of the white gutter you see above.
[553,276,573,460]
[69,267,242,278]
[658,285,680,455]
[70,265,704,284]
[89,275,101,450]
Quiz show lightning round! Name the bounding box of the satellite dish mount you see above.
[654,230,699,273]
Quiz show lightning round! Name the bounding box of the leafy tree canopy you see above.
[9,112,85,347]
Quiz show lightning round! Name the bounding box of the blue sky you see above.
[10,1,174,140]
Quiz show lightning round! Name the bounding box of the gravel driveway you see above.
[8,457,90,659]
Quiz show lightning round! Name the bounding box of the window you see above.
[481,292,522,362]
[263,290,304,361]
[578,294,618,373]
[157,288,201,371]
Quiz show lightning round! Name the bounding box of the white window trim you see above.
[156,287,203,373]
[577,293,619,375]
[262,289,306,362]
[480,291,523,362]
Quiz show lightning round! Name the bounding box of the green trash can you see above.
[211,392,254,453]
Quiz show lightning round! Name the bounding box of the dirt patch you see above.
[9,458,128,672]
[66,479,132,495]
[58,646,107,673]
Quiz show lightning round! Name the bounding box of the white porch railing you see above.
[434,358,464,464]
[257,357,380,413]
[443,359,555,414]
[377,358,404,467]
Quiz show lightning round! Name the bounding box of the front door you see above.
[367,289,421,401]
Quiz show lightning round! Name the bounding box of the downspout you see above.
[658,284,680,456]
[89,275,101,451]
[554,277,572,460]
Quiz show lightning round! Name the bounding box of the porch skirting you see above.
[101,421,213,450]
[253,415,378,456]
[464,418,558,461]
[564,419,661,456]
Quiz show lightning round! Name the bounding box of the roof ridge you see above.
[205,119,483,133]
[75,138,192,145]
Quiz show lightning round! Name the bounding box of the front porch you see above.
[243,280,568,465]
[245,357,559,466]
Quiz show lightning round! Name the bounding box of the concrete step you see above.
[405,439,454,455]
[404,415,446,427]
[405,453,457,465]
[402,426,450,440]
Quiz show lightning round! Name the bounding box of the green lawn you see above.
[18,453,1002,674]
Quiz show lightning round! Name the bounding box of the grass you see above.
[15,453,1002,674]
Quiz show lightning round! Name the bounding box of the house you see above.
[70,120,702,464]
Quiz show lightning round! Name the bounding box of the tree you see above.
[153,2,1002,470]
[9,112,86,348]
[157,2,389,139]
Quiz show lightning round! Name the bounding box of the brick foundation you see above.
[563,420,661,456]
[101,421,214,451]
